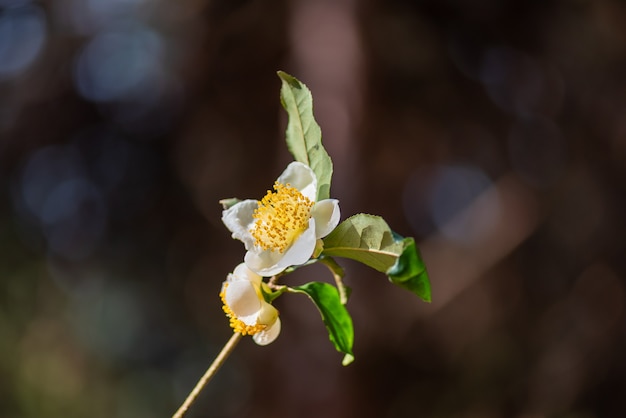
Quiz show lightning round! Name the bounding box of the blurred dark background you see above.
[2,0,626,417]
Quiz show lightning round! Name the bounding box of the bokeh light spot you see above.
[18,145,84,223]
[41,178,107,260]
[14,144,108,260]
[73,24,164,103]
[0,4,46,79]
[404,164,499,244]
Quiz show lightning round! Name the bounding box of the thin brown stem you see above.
[319,257,348,305]
[172,332,242,418]
[267,274,280,290]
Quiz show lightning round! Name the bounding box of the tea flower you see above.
[220,263,281,345]
[222,162,340,276]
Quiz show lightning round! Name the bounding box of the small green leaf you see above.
[219,198,241,210]
[277,71,333,201]
[291,282,354,365]
[322,213,432,302]
[387,238,431,302]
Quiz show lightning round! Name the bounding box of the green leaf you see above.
[322,214,404,272]
[277,71,333,201]
[291,282,355,365]
[219,198,241,210]
[387,238,431,302]
[322,214,432,302]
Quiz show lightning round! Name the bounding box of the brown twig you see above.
[172,332,242,418]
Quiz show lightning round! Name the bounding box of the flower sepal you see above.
[219,198,241,210]
[261,282,287,304]
[312,239,324,259]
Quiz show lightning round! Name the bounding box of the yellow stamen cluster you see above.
[251,182,313,253]
[220,283,266,335]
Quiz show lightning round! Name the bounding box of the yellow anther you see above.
[251,182,313,253]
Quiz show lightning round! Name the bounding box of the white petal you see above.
[224,280,261,324]
[277,161,317,201]
[279,219,317,265]
[245,220,317,276]
[231,262,262,286]
[311,199,340,238]
[245,249,285,277]
[221,200,258,250]
[253,317,281,345]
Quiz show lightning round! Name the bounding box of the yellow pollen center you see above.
[220,283,266,336]
[251,182,313,253]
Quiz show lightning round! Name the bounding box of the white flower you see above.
[222,161,340,276]
[220,263,281,345]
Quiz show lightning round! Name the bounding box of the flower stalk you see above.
[172,332,242,418]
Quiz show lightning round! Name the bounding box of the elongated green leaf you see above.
[322,213,432,302]
[277,71,333,201]
[291,282,354,365]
